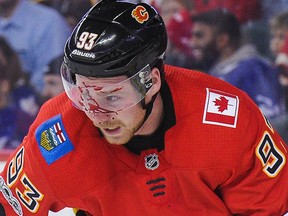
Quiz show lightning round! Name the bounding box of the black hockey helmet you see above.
[63,0,167,78]
[61,0,167,114]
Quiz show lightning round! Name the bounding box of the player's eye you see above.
[106,95,120,102]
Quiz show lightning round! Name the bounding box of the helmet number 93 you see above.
[77,32,98,51]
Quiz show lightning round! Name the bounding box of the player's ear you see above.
[146,67,161,101]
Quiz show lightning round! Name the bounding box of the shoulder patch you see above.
[35,114,74,165]
[203,88,239,128]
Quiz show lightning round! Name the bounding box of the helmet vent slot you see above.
[106,55,134,70]
[100,50,122,62]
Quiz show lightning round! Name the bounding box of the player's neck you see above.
[135,93,164,136]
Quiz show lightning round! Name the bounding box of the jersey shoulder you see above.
[163,65,267,167]
[164,64,259,118]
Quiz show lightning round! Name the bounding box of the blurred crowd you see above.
[0,0,288,150]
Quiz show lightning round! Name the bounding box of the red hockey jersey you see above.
[0,65,288,215]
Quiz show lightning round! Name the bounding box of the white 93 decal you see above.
[76,32,98,50]
[256,132,286,178]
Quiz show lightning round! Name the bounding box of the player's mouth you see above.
[103,127,121,136]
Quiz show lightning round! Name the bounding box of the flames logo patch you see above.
[132,5,149,24]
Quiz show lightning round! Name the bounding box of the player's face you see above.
[191,23,219,64]
[76,75,146,145]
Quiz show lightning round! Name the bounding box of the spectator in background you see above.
[276,36,288,89]
[191,0,272,58]
[270,11,288,110]
[0,36,40,149]
[41,55,64,102]
[158,0,182,25]
[269,11,288,60]
[34,0,93,30]
[190,9,286,121]
[159,0,194,68]
[261,0,288,24]
[269,12,288,143]
[0,0,71,90]
[191,0,262,24]
[273,36,288,143]
[60,0,93,29]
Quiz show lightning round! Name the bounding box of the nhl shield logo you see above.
[145,153,159,170]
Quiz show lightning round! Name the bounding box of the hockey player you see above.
[1,0,288,215]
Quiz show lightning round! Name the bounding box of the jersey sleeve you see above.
[220,95,288,214]
[0,116,66,215]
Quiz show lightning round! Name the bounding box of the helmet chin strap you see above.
[134,92,158,134]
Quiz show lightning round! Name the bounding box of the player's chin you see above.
[104,135,130,145]
[102,129,133,145]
